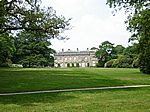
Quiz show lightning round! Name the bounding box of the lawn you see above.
[0,87,150,112]
[0,68,150,93]
[0,68,150,112]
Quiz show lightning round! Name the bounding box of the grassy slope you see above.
[0,68,150,112]
[0,68,150,93]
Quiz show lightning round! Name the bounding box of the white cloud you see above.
[42,0,131,51]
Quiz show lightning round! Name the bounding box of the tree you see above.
[104,44,137,68]
[113,45,125,55]
[0,33,15,67]
[0,0,71,68]
[112,55,133,68]
[107,0,150,73]
[92,41,114,67]
[0,0,70,39]
[13,31,55,68]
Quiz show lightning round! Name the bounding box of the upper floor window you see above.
[65,57,67,61]
[74,57,77,60]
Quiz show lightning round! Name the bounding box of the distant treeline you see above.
[91,41,139,68]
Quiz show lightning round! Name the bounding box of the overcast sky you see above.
[42,0,131,52]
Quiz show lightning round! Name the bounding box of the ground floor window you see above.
[76,63,80,67]
[72,63,74,67]
[58,64,60,67]
[67,63,70,67]
[87,63,90,67]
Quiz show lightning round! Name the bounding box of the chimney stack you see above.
[77,48,79,51]
[62,49,64,52]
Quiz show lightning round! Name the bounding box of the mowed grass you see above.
[0,68,150,93]
[0,68,150,112]
[0,88,150,112]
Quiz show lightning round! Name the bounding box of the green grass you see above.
[0,68,150,112]
[0,68,150,93]
[0,88,150,112]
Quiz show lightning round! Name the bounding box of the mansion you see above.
[54,49,98,68]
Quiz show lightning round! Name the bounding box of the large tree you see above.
[0,0,70,67]
[113,45,125,55]
[13,30,55,68]
[107,0,150,73]
[92,41,114,67]
[0,33,15,66]
[0,0,70,38]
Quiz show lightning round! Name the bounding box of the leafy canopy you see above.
[107,0,150,73]
[0,0,70,39]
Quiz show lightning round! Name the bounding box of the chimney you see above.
[62,49,64,52]
[77,48,79,51]
[87,48,89,51]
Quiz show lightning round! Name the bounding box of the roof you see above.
[54,51,95,56]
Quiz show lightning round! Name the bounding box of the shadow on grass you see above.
[0,68,132,93]
[0,92,76,106]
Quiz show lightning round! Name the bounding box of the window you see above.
[65,57,67,61]
[87,63,90,67]
[69,57,72,60]
[58,64,60,67]
[67,63,70,67]
[76,63,79,67]
[85,57,88,60]
[72,63,74,67]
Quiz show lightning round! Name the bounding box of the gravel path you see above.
[0,85,150,96]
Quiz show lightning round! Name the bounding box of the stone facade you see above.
[54,49,98,68]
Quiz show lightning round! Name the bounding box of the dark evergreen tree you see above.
[13,31,55,67]
[0,33,15,67]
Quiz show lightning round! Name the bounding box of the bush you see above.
[132,58,139,68]
[112,55,133,68]
[104,59,116,68]
[96,61,105,67]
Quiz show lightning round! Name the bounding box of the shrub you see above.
[132,58,139,68]
[112,55,133,68]
[104,59,116,68]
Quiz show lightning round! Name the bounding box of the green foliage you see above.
[13,31,55,68]
[0,33,15,67]
[129,9,150,73]
[0,0,71,68]
[104,59,116,68]
[112,55,133,68]
[107,0,150,73]
[138,36,150,73]
[113,45,125,55]
[95,41,114,67]
[107,0,149,14]
[105,44,139,68]
[94,41,131,68]
[132,58,139,68]
[0,0,70,39]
